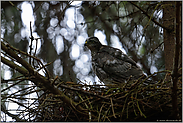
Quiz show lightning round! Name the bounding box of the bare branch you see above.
[1,42,88,117]
[129,1,171,31]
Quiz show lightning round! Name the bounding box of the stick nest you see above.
[35,72,182,122]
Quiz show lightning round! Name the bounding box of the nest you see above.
[33,72,182,122]
[1,41,182,122]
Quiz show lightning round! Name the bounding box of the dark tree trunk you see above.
[163,1,176,73]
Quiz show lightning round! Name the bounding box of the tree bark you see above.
[163,1,176,83]
[171,1,181,120]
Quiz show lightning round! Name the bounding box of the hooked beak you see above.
[84,38,89,46]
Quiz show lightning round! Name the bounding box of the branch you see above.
[1,104,26,122]
[1,42,88,117]
[29,21,34,64]
[1,42,35,74]
[1,38,50,78]
[129,1,171,31]
[150,41,164,53]
[1,56,29,75]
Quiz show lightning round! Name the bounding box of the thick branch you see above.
[1,42,35,74]
[1,42,88,117]
[1,56,29,75]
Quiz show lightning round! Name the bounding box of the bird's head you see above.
[85,37,102,52]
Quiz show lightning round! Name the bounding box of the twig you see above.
[129,1,171,31]
[1,77,30,92]
[32,38,41,68]
[1,39,50,79]
[29,21,34,65]
[150,42,164,53]
[131,93,137,116]
[9,99,29,109]
[98,104,105,121]
[135,92,146,118]
[102,105,111,122]
[1,42,88,116]
[143,2,162,30]
[58,1,73,21]
[51,76,58,85]
[33,2,43,12]
[75,96,93,108]
[9,1,22,11]
[110,98,117,118]
[2,85,36,100]
[1,104,26,122]
[120,94,129,120]
[77,92,89,110]
[1,75,24,83]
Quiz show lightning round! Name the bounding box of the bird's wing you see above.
[93,46,143,80]
[100,45,137,66]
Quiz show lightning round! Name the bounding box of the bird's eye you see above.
[89,39,94,43]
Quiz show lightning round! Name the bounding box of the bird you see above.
[84,36,148,85]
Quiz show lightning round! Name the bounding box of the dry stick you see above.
[102,106,111,122]
[77,92,90,111]
[171,1,181,120]
[32,38,41,68]
[39,94,50,108]
[98,104,105,122]
[1,104,25,122]
[4,87,40,100]
[135,92,146,118]
[150,42,164,53]
[131,93,137,116]
[64,110,71,121]
[120,94,129,120]
[50,76,58,85]
[75,96,93,109]
[1,77,30,92]
[110,98,117,118]
[9,99,30,110]
[1,74,24,82]
[29,21,34,64]
[2,86,37,100]
[2,97,37,100]
[86,96,93,122]
[131,96,153,109]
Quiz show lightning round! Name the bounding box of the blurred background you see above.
[1,1,165,83]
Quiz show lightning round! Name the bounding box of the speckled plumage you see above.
[85,37,145,85]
